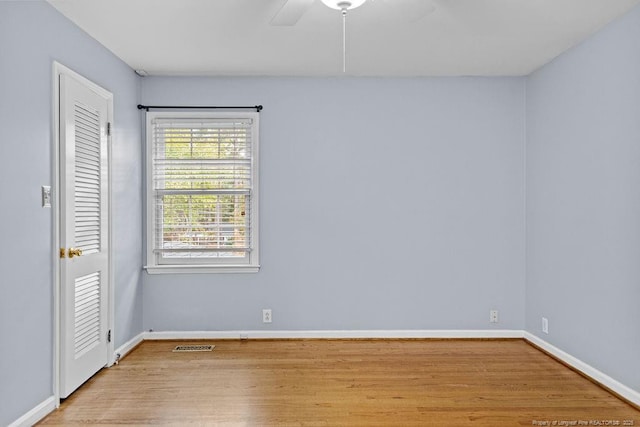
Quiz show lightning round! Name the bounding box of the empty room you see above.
[1,0,640,425]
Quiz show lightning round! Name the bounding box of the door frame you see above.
[52,61,115,406]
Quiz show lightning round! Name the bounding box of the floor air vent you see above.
[172,344,215,352]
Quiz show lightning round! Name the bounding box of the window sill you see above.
[144,265,260,274]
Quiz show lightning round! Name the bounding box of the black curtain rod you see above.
[137,104,263,112]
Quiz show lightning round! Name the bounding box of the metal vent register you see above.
[172,344,215,352]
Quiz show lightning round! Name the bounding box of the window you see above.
[145,111,259,273]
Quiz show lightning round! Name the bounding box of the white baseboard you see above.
[524,332,640,407]
[8,396,56,427]
[113,332,145,364]
[144,329,524,340]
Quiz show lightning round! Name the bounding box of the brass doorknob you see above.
[68,248,83,258]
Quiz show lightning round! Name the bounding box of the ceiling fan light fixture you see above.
[321,0,367,11]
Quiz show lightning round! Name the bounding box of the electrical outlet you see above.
[542,317,549,334]
[262,309,272,323]
[489,310,499,323]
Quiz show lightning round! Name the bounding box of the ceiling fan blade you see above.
[380,0,436,23]
[271,0,315,26]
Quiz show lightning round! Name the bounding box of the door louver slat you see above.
[74,103,101,256]
[74,272,101,359]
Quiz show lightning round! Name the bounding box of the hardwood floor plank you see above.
[38,340,639,426]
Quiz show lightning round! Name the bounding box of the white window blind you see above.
[146,112,259,272]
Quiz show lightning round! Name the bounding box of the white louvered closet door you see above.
[59,73,110,398]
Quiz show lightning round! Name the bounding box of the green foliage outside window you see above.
[158,127,249,258]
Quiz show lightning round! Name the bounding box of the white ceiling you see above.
[47,0,640,77]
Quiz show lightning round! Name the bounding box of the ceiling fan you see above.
[271,0,436,72]
[271,0,437,27]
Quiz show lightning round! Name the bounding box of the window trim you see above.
[144,111,260,274]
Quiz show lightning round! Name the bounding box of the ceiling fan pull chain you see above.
[342,8,347,73]
[323,0,363,73]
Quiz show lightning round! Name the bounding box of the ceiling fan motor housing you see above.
[321,0,367,11]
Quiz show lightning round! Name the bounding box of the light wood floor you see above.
[39,339,639,426]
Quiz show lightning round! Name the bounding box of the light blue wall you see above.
[6,0,639,422]
[526,5,640,392]
[141,77,526,332]
[0,2,143,425]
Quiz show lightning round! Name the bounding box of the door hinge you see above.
[107,330,112,343]
[107,122,111,136]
